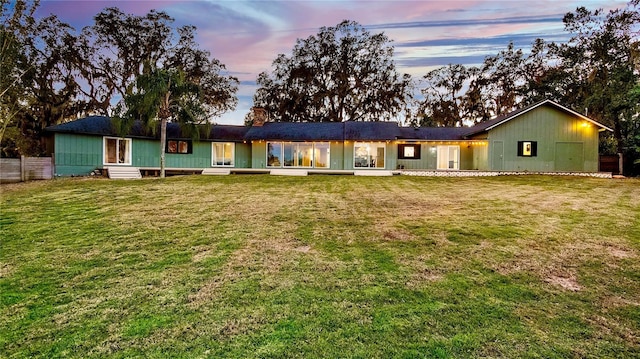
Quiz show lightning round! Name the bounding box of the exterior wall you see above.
[234,142,252,168]
[329,142,344,170]
[487,106,599,172]
[472,144,489,170]
[53,133,103,176]
[251,141,268,169]
[396,142,484,170]
[133,139,211,168]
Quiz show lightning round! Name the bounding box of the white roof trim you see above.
[484,99,613,132]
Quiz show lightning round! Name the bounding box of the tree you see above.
[1,0,36,155]
[120,61,237,178]
[252,20,412,122]
[558,1,639,174]
[419,64,471,127]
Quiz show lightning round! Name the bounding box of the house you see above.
[44,100,612,177]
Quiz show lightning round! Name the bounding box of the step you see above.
[202,168,231,175]
[270,169,308,176]
[354,170,393,176]
[106,166,142,179]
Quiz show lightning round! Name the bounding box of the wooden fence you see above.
[0,156,54,183]
[599,155,620,174]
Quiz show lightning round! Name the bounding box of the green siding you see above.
[396,142,481,170]
[252,142,267,169]
[330,142,344,170]
[133,139,211,168]
[397,143,437,170]
[487,105,599,172]
[53,133,102,176]
[234,143,252,168]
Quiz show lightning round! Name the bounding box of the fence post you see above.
[20,155,25,182]
[51,154,55,178]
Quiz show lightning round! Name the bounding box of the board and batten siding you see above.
[397,143,479,170]
[54,133,103,176]
[133,139,211,169]
[487,105,599,172]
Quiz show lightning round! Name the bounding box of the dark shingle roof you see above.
[45,117,249,141]
[344,121,401,140]
[244,122,344,141]
[397,127,471,141]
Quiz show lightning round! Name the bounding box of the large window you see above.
[104,137,131,165]
[354,142,385,168]
[314,142,330,168]
[267,142,330,168]
[437,145,459,170]
[283,143,313,167]
[212,142,235,166]
[267,142,282,167]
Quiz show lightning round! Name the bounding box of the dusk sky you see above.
[36,0,629,125]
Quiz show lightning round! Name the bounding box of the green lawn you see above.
[1,175,639,358]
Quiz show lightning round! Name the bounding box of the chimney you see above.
[251,107,268,126]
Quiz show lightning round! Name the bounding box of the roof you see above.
[397,127,470,141]
[45,117,249,141]
[464,99,613,137]
[344,121,400,141]
[46,100,610,143]
[244,122,344,141]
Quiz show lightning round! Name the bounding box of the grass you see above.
[1,174,639,358]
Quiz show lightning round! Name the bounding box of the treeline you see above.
[0,0,238,158]
[1,0,639,173]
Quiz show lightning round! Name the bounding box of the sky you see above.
[35,0,630,125]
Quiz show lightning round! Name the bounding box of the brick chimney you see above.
[251,107,268,126]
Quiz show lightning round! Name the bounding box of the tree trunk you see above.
[160,117,167,178]
[613,117,624,175]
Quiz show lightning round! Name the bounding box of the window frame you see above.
[211,142,235,167]
[103,136,132,166]
[398,143,421,160]
[166,139,192,154]
[354,141,386,169]
[266,142,331,168]
[436,145,460,170]
[517,141,538,157]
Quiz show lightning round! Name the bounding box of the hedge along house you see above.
[44,100,611,177]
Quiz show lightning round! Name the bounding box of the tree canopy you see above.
[252,20,412,123]
[0,2,238,157]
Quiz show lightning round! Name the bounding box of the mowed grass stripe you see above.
[1,175,639,358]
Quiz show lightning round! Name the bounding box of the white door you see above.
[437,145,459,170]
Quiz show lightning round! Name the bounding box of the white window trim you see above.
[211,142,235,167]
[353,141,386,169]
[103,136,132,166]
[266,142,331,169]
[436,145,460,170]
[266,142,283,168]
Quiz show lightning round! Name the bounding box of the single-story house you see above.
[44,99,612,177]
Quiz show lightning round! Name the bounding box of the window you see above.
[212,142,235,166]
[314,142,330,168]
[437,145,459,170]
[167,140,192,154]
[518,141,537,157]
[267,142,282,167]
[398,144,421,159]
[267,142,330,168]
[354,142,385,168]
[104,137,131,165]
[283,142,313,167]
